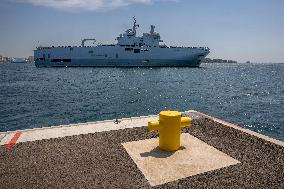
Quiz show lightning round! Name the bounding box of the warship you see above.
[34,17,210,67]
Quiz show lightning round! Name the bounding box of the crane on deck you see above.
[81,38,96,47]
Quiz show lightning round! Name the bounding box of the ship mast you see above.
[132,16,139,36]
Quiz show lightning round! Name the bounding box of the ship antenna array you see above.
[132,16,139,36]
[81,38,96,47]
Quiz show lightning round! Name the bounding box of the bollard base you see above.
[123,133,240,186]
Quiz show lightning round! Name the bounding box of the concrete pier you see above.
[0,110,283,188]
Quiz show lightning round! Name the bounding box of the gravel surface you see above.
[0,118,283,188]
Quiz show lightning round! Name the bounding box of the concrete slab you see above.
[0,133,6,142]
[0,133,16,146]
[123,133,240,186]
[1,110,283,148]
[0,115,159,145]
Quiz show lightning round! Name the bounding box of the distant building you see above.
[28,56,34,63]
[0,56,12,63]
[212,59,226,63]
[227,60,237,63]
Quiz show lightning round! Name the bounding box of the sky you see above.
[0,0,284,63]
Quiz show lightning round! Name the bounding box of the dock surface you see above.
[0,111,283,188]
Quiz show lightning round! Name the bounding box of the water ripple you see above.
[0,63,283,141]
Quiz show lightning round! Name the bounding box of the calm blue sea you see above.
[0,63,283,141]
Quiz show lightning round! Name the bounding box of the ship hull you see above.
[34,46,209,68]
[35,58,202,67]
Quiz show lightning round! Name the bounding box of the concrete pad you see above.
[123,133,240,186]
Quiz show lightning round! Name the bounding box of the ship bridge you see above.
[116,17,162,47]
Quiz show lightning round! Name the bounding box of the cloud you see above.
[23,0,177,11]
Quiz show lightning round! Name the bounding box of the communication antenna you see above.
[36,40,43,48]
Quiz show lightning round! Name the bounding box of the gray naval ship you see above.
[34,17,210,67]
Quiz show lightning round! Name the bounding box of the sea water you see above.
[0,63,283,141]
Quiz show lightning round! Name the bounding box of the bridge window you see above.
[125,48,133,51]
[63,59,71,62]
[51,59,60,62]
[134,49,140,53]
[89,50,94,53]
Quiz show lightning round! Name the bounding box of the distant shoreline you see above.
[201,58,284,64]
[202,58,237,63]
[202,62,284,64]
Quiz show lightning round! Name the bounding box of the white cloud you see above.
[23,0,177,11]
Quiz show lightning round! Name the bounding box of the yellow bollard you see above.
[148,111,192,151]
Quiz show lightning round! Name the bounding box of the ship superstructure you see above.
[34,17,209,67]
